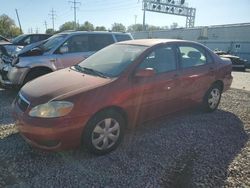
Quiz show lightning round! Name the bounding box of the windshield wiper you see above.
[74,65,108,78]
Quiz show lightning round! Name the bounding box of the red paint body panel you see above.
[12,39,233,151]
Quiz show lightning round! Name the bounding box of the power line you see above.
[49,8,56,31]
[80,4,140,12]
[69,0,81,30]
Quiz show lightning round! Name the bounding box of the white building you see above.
[132,23,250,66]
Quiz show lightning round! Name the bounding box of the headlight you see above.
[29,101,74,118]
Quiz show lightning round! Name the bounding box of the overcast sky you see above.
[1,0,250,33]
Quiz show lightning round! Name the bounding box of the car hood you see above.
[0,41,12,45]
[18,40,45,57]
[21,67,113,105]
[1,44,23,57]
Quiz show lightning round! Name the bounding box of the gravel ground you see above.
[0,82,249,187]
[231,70,250,91]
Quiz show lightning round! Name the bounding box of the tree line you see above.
[0,14,22,38]
[49,21,179,34]
[0,14,180,38]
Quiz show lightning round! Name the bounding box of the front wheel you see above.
[202,84,222,112]
[83,110,125,155]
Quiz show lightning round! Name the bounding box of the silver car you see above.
[0,31,133,88]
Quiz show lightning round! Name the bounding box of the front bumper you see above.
[0,63,29,87]
[223,74,233,92]
[13,99,91,151]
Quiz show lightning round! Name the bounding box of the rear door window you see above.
[88,34,114,51]
[139,45,177,74]
[178,45,207,68]
[30,35,41,43]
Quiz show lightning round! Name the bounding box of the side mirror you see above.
[59,46,69,54]
[135,68,156,78]
[29,47,43,56]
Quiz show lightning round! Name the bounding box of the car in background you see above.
[214,50,247,71]
[13,39,233,155]
[0,31,133,88]
[0,34,52,64]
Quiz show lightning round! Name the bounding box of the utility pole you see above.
[134,15,137,25]
[49,8,56,32]
[15,9,23,33]
[69,0,81,30]
[142,1,146,31]
[44,21,48,32]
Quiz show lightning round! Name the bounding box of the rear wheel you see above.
[83,110,125,155]
[202,84,222,112]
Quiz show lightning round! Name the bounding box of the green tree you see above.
[79,21,94,31]
[127,24,144,32]
[161,26,169,30]
[95,26,106,31]
[111,23,126,32]
[170,22,179,29]
[46,28,54,34]
[0,14,22,38]
[59,21,76,32]
[148,25,161,31]
[9,27,22,37]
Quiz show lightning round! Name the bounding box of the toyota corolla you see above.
[12,39,233,155]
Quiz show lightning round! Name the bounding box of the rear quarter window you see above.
[114,34,132,42]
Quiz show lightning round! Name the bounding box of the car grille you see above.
[16,93,30,112]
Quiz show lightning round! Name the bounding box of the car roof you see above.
[59,31,131,36]
[117,39,196,47]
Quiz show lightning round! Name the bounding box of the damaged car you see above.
[0,31,133,88]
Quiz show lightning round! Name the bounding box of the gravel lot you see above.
[231,70,250,91]
[0,72,249,187]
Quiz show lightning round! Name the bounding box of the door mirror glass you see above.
[135,68,156,78]
[28,47,43,56]
[59,46,69,54]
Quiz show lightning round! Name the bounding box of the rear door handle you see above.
[173,73,179,78]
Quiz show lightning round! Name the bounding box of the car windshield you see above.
[77,44,147,77]
[11,34,27,44]
[39,34,67,52]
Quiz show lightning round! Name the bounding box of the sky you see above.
[0,0,250,33]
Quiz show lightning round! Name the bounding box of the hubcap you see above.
[208,88,221,109]
[91,118,120,150]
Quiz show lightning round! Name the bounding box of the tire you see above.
[202,84,222,112]
[23,69,50,85]
[83,110,125,155]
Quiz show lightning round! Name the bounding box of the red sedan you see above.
[12,39,233,155]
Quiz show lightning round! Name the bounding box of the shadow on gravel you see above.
[0,88,18,125]
[0,109,248,187]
